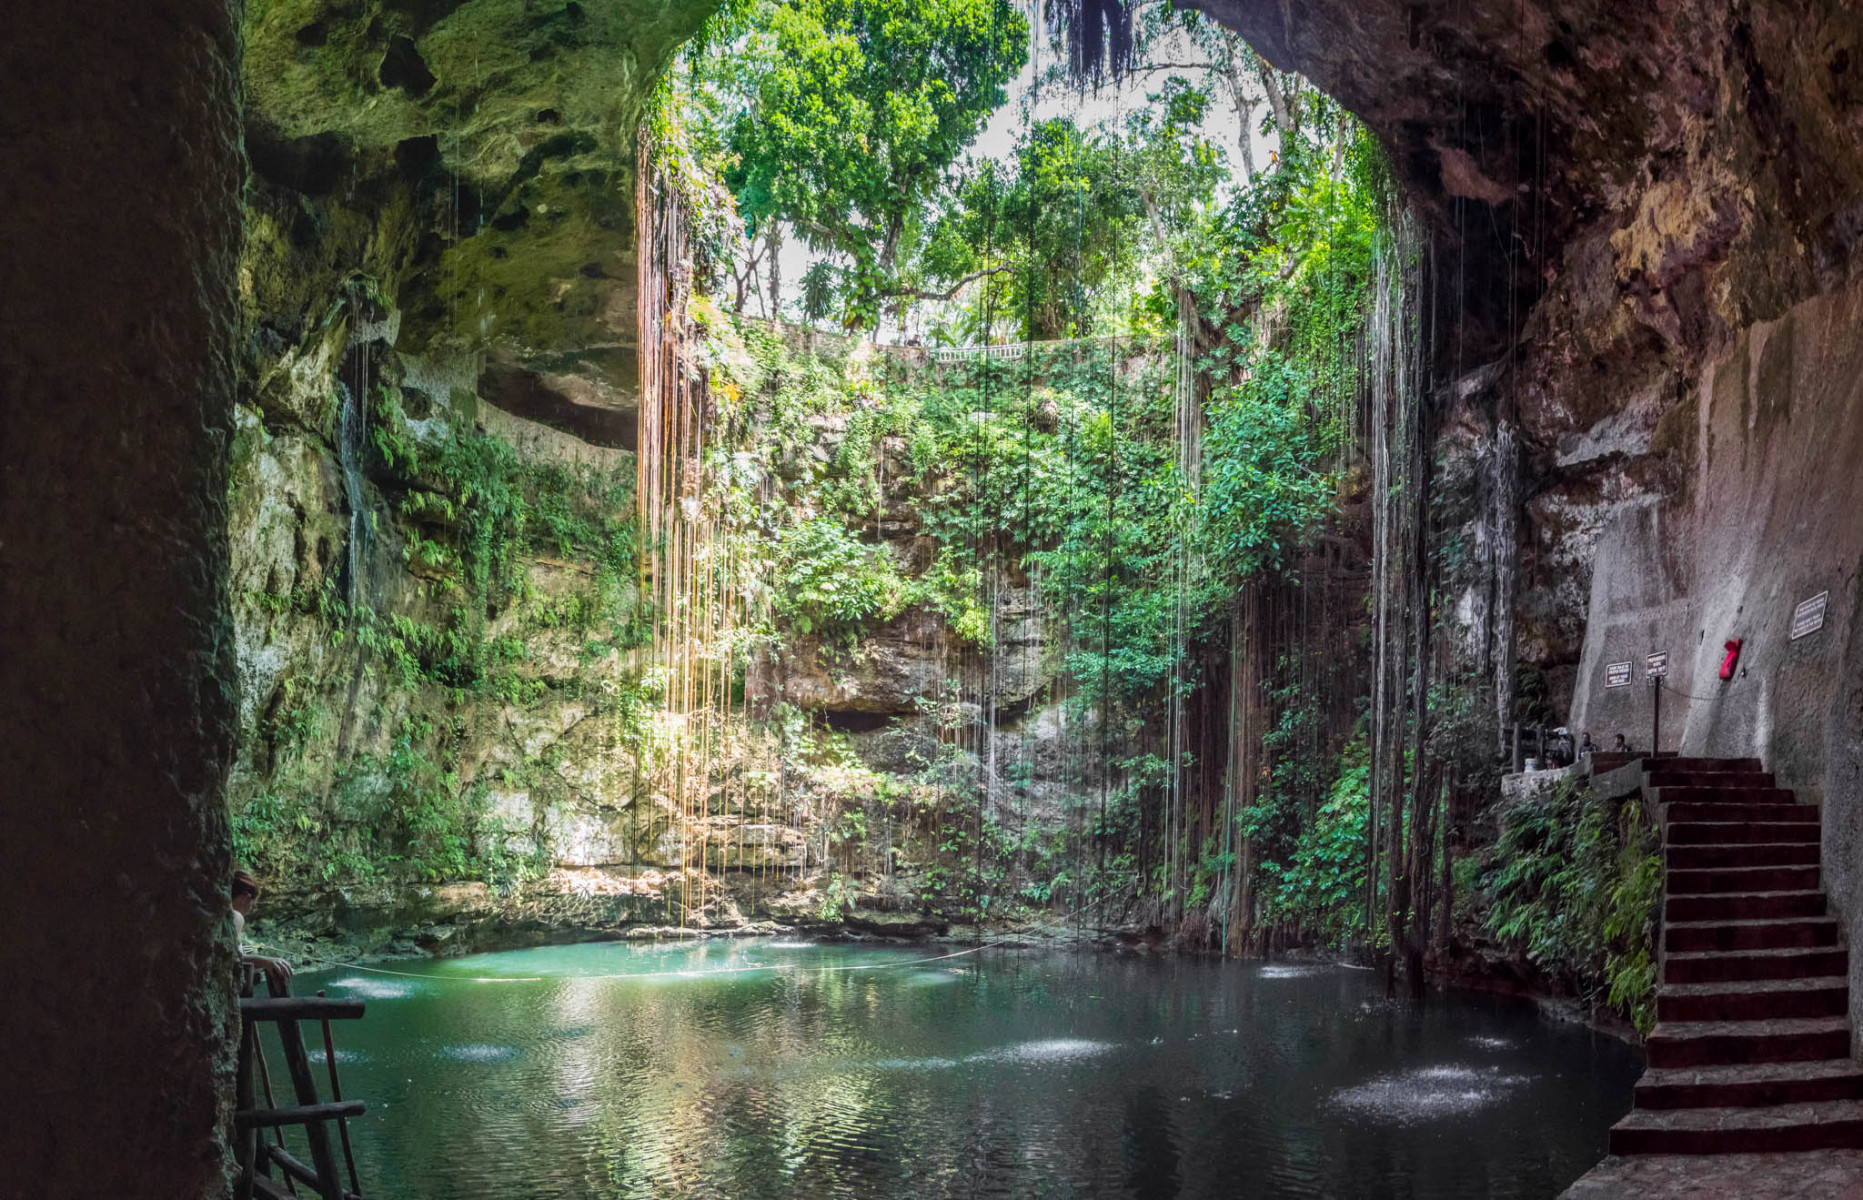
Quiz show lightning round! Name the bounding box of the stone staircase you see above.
[1609,756,1863,1154]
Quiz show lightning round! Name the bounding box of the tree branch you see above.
[1217,32,1258,182]
[1257,65,1293,137]
[876,264,1015,302]
[1139,186,1203,335]
[1120,62,1219,73]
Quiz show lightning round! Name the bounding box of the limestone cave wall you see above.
[230,0,763,953]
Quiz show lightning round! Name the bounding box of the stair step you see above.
[1617,754,1861,1159]
[1666,892,1828,923]
[1654,757,1766,773]
[1666,946,1850,984]
[1609,1099,1863,1154]
[1667,866,1822,895]
[1657,786,1799,805]
[1666,916,1839,953]
[1669,842,1821,869]
[1646,1016,1852,1068]
[1667,821,1819,846]
[1650,771,1777,789]
[1665,802,1818,823]
[1634,1059,1863,1110]
[1657,976,1849,1022]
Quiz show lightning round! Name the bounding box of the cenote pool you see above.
[288,940,1639,1199]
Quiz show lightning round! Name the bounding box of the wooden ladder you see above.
[234,979,370,1200]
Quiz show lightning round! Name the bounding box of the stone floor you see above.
[1562,1151,1863,1198]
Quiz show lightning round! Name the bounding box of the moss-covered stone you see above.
[244,0,717,372]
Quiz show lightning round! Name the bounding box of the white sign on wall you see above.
[1605,660,1633,688]
[1791,591,1830,641]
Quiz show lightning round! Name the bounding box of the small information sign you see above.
[1791,591,1830,641]
[1646,652,1670,679]
[1605,660,1633,688]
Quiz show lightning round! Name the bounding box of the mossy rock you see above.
[244,0,719,365]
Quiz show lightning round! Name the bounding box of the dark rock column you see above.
[0,3,244,1197]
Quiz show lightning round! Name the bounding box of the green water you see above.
[280,939,1639,1199]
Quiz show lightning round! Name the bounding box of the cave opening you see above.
[13,0,1863,1194]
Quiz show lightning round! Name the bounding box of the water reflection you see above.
[287,943,1638,1199]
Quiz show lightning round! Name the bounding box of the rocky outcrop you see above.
[1189,0,1863,371]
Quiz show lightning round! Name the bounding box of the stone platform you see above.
[1561,1151,1863,1198]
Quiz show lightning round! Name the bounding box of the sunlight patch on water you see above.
[1468,1036,1513,1050]
[901,971,962,986]
[1332,1065,1531,1122]
[1257,965,1326,979]
[974,1039,1115,1064]
[871,1057,960,1071]
[768,941,816,949]
[305,1048,364,1065]
[439,1044,520,1063]
[863,1039,1114,1073]
[327,975,419,999]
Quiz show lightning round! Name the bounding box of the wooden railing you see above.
[234,976,368,1200]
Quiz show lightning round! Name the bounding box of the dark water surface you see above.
[287,940,1639,1200]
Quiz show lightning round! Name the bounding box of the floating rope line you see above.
[302,959,544,983]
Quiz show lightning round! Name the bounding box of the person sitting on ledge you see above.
[1611,733,1630,754]
[232,870,295,994]
[1579,731,1596,759]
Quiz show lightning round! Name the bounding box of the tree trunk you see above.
[766,221,782,320]
[1218,34,1258,181]
[1258,66,1294,137]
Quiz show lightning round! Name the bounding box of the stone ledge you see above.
[1562,1150,1863,1198]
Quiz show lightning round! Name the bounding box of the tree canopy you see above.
[711,0,1028,326]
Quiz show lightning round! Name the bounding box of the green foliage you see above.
[774,518,909,639]
[926,85,1228,341]
[238,379,650,892]
[263,676,325,763]
[817,872,855,920]
[372,389,639,624]
[703,0,1029,325]
[933,121,1143,340]
[1198,353,1341,581]
[644,29,1421,944]
[348,387,647,704]
[1481,783,1662,1033]
[1254,741,1371,944]
[232,716,541,891]
[915,548,990,645]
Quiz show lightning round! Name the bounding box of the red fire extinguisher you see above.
[1719,638,1742,681]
